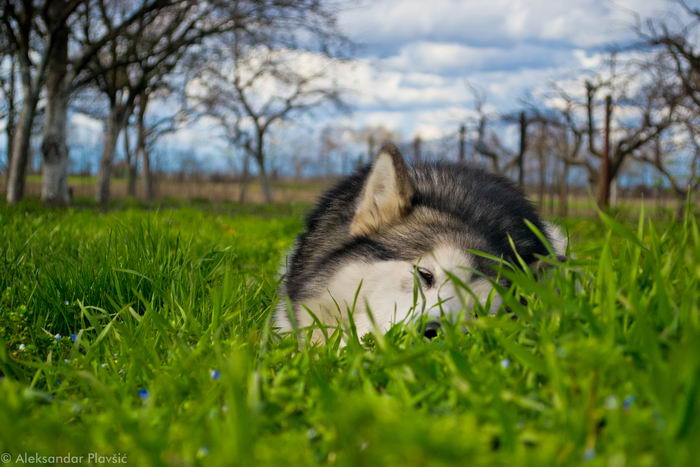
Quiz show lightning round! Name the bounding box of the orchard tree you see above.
[193,21,348,203]
[81,1,231,206]
[1,0,171,205]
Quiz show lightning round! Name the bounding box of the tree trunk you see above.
[135,94,154,201]
[137,127,154,201]
[239,151,250,203]
[558,160,569,217]
[596,95,613,208]
[6,89,38,204]
[40,20,71,206]
[458,124,466,163]
[538,159,546,207]
[4,56,17,178]
[123,127,137,197]
[256,155,273,203]
[97,105,128,207]
[139,142,154,200]
[254,132,272,203]
[128,165,138,197]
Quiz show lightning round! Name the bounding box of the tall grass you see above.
[0,202,698,466]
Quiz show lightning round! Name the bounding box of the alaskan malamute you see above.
[275,143,566,341]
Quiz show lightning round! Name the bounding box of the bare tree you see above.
[550,98,584,216]
[470,88,518,176]
[548,56,677,209]
[1,0,171,204]
[194,40,346,202]
[131,88,187,200]
[588,77,677,207]
[81,1,231,207]
[633,119,700,206]
[639,2,700,111]
[2,0,173,205]
[636,3,700,208]
[468,85,544,182]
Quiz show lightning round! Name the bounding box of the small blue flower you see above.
[54,333,61,340]
[64,301,69,305]
[197,446,209,458]
[137,389,149,400]
[500,359,511,369]
[210,369,221,380]
[18,343,26,351]
[623,394,636,409]
[583,448,596,461]
[70,334,77,342]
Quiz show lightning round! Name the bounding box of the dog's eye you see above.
[414,266,435,288]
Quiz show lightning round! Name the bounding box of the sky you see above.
[61,0,691,174]
[330,0,673,139]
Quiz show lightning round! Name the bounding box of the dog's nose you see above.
[424,321,441,339]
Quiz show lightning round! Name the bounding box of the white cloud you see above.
[121,0,684,168]
[340,0,670,51]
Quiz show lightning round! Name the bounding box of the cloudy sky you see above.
[66,0,684,173]
[327,0,673,140]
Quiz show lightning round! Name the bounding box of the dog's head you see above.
[314,143,566,338]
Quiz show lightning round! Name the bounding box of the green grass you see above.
[0,202,699,466]
[25,174,98,184]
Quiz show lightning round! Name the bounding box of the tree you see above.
[636,3,700,208]
[639,2,700,112]
[467,84,543,182]
[194,39,346,202]
[1,0,175,205]
[2,0,174,205]
[547,93,584,216]
[470,88,518,176]
[549,57,677,209]
[587,76,677,208]
[81,1,229,207]
[633,118,700,207]
[2,0,55,203]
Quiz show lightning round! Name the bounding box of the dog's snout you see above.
[424,321,441,339]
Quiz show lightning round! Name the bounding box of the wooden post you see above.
[413,135,422,163]
[458,124,466,163]
[517,111,527,187]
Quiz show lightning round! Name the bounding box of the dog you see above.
[275,143,566,342]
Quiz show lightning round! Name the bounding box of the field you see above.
[0,199,699,466]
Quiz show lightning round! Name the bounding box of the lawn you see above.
[0,200,698,466]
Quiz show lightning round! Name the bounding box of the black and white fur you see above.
[275,143,566,341]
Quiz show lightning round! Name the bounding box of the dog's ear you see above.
[350,143,414,236]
